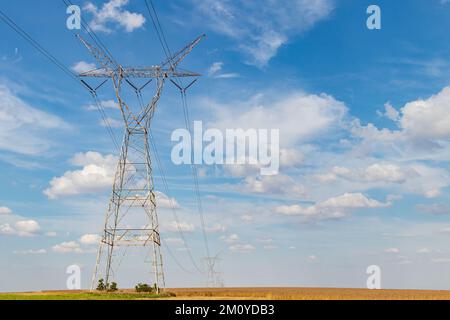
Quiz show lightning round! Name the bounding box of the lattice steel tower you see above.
[76,34,205,291]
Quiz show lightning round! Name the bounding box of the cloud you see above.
[385,248,400,253]
[0,207,12,215]
[15,220,41,236]
[322,164,413,184]
[44,152,117,199]
[164,221,195,233]
[276,193,390,221]
[280,149,305,168]
[207,62,240,79]
[314,161,448,199]
[191,0,333,67]
[351,86,450,157]
[100,117,122,129]
[208,62,223,76]
[256,238,273,244]
[164,238,185,246]
[0,223,15,235]
[221,234,239,244]
[52,241,83,254]
[0,85,69,155]
[13,249,47,255]
[209,92,348,147]
[240,174,305,198]
[378,102,400,122]
[206,223,226,233]
[84,99,118,111]
[362,164,411,183]
[44,153,181,210]
[418,204,450,216]
[240,214,253,222]
[155,191,180,209]
[71,61,97,74]
[431,258,450,263]
[79,234,101,245]
[0,220,41,237]
[320,193,389,208]
[215,73,240,79]
[229,244,256,253]
[84,0,146,33]
[400,87,450,140]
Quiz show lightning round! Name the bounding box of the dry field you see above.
[169,287,450,300]
[2,287,450,300]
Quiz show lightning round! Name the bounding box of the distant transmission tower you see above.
[75,33,205,291]
[205,253,224,288]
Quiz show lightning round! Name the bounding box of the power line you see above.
[181,92,212,260]
[0,9,78,81]
[62,0,118,66]
[132,85,202,274]
[149,130,204,274]
[0,7,121,153]
[144,0,172,64]
[144,0,212,274]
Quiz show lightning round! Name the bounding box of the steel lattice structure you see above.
[76,34,205,291]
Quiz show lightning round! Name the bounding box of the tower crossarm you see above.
[161,34,206,70]
[78,67,200,79]
[123,67,201,78]
[76,34,118,73]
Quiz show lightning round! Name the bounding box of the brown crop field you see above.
[2,287,450,300]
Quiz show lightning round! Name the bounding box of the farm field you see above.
[2,287,450,300]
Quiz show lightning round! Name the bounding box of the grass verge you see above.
[0,292,175,300]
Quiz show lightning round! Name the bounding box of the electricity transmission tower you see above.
[205,253,224,288]
[76,33,205,291]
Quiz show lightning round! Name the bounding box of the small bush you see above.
[97,279,106,291]
[135,283,154,293]
[108,282,118,292]
[97,279,118,292]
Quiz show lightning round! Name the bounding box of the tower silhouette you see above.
[76,34,205,291]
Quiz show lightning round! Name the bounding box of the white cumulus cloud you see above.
[52,241,83,254]
[44,152,117,199]
[190,0,333,67]
[84,0,146,33]
[276,193,390,221]
[79,234,101,245]
[71,61,97,74]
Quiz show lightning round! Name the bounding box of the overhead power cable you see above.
[144,0,212,273]
[0,7,120,153]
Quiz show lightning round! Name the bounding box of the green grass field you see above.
[0,292,172,300]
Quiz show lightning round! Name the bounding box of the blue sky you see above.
[1,0,450,292]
